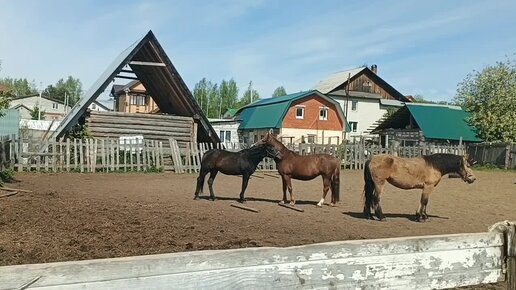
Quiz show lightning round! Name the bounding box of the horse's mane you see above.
[240,145,269,164]
[423,153,463,175]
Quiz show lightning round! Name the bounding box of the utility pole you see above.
[38,82,42,120]
[249,81,253,104]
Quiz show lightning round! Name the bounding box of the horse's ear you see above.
[268,128,273,135]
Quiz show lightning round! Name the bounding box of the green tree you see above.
[237,81,260,108]
[0,77,38,96]
[454,58,516,142]
[30,106,45,120]
[218,78,239,118]
[193,78,219,118]
[44,76,82,106]
[272,86,287,97]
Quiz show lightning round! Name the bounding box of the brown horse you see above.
[254,133,340,206]
[363,153,476,222]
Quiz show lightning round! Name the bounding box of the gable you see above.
[48,30,219,143]
[314,67,408,102]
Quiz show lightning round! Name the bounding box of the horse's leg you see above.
[279,175,288,204]
[286,177,295,205]
[317,176,331,207]
[238,173,250,203]
[194,168,209,200]
[207,170,219,201]
[415,185,434,222]
[373,179,386,221]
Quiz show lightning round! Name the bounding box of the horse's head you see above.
[457,155,476,184]
[252,131,284,160]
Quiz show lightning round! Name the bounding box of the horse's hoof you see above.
[238,199,247,204]
[289,201,296,206]
[209,197,216,201]
[330,203,336,207]
[193,196,199,200]
[279,200,286,204]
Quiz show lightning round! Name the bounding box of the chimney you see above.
[371,64,378,74]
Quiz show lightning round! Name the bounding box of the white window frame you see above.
[319,107,328,121]
[295,105,305,119]
[52,103,59,110]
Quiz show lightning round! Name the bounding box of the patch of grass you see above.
[473,163,516,172]
[0,169,15,185]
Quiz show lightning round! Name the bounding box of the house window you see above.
[319,107,328,120]
[349,121,358,132]
[52,103,59,110]
[295,106,304,119]
[92,103,97,110]
[307,135,316,143]
[351,100,358,111]
[219,130,232,143]
[131,95,146,106]
[225,131,231,142]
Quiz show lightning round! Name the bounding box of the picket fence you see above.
[1,134,164,173]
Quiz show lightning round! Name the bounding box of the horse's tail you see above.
[363,159,377,214]
[331,163,340,202]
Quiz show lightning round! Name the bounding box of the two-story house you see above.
[313,65,409,140]
[9,94,72,120]
[110,80,158,113]
[235,90,348,145]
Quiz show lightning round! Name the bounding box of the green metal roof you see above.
[236,90,349,131]
[223,108,238,118]
[406,104,481,142]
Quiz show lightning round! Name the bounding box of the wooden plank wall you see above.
[1,226,513,290]
[86,111,195,149]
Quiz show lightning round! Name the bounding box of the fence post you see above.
[508,223,516,290]
[504,144,511,170]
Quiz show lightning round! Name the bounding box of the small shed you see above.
[372,103,482,146]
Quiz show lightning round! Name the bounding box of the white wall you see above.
[210,121,240,143]
[10,96,71,120]
[333,96,387,139]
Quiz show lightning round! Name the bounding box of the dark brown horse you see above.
[194,143,275,203]
[254,133,340,206]
[363,153,476,222]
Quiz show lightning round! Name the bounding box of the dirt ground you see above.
[1,170,515,288]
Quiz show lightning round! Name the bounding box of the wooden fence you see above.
[1,221,514,289]
[1,134,165,173]
[467,143,516,169]
[0,135,469,173]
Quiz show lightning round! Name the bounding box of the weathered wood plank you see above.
[0,232,504,290]
[88,111,193,121]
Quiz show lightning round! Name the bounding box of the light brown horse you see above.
[363,153,476,222]
[254,133,340,206]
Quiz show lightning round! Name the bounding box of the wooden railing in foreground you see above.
[1,221,514,290]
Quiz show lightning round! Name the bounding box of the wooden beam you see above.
[278,202,305,212]
[0,231,505,289]
[129,61,166,67]
[0,187,32,193]
[114,75,139,80]
[230,203,259,213]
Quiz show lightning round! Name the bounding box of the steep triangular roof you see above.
[313,66,409,102]
[49,30,219,143]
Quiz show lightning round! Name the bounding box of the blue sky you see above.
[1,0,515,102]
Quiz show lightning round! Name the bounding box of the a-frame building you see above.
[49,30,219,143]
